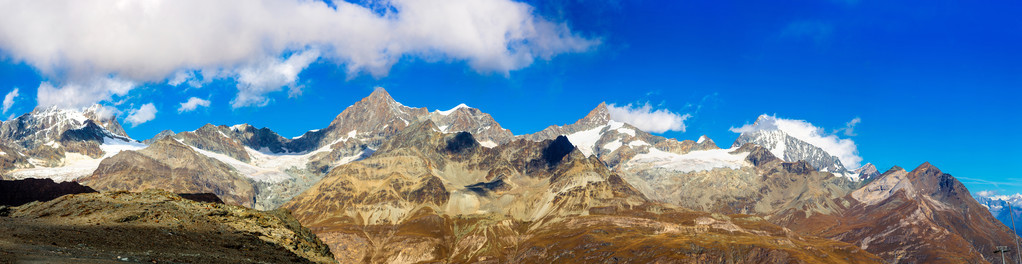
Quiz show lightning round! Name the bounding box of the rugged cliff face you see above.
[790,163,1019,264]
[619,143,858,219]
[0,189,334,263]
[283,120,882,263]
[79,137,257,207]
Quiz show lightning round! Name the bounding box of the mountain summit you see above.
[731,114,854,179]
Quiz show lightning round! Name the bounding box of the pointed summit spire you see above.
[365,87,396,103]
[578,102,611,126]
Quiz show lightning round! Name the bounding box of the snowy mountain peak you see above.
[854,162,880,180]
[697,135,709,144]
[732,128,852,179]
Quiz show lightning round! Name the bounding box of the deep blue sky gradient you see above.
[1,0,1020,194]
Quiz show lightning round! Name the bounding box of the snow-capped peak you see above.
[435,103,470,116]
[697,135,709,144]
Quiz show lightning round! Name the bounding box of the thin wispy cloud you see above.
[2,87,18,113]
[178,97,211,113]
[833,117,861,136]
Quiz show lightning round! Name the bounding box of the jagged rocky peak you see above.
[731,115,851,179]
[578,102,611,128]
[1,104,130,145]
[143,129,176,144]
[854,162,880,180]
[429,103,514,146]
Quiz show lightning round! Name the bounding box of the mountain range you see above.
[1,87,1018,263]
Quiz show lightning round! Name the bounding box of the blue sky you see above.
[0,1,1020,194]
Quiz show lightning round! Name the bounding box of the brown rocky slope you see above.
[0,189,334,263]
[283,120,882,263]
[786,163,1019,263]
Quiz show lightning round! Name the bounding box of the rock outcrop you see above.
[792,163,1019,263]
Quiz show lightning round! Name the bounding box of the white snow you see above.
[565,125,607,157]
[626,147,750,173]
[628,140,650,147]
[435,103,470,115]
[616,128,636,137]
[291,129,320,139]
[230,124,247,131]
[608,120,625,130]
[0,151,5,156]
[438,125,450,132]
[603,140,623,152]
[478,140,498,148]
[99,137,147,157]
[8,137,146,182]
[697,135,708,144]
[8,153,102,182]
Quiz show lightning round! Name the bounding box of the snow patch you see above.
[565,125,607,157]
[478,140,498,148]
[436,103,470,115]
[697,135,708,144]
[603,140,623,152]
[617,128,636,137]
[8,137,147,182]
[626,147,750,173]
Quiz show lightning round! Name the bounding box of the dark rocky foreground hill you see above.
[0,189,334,263]
[0,178,96,206]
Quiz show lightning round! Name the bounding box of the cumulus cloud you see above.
[730,114,862,169]
[124,103,157,127]
[607,103,690,133]
[177,97,211,113]
[36,77,136,108]
[2,87,18,113]
[230,50,319,108]
[0,0,597,108]
[90,104,121,120]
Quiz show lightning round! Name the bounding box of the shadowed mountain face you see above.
[0,190,333,264]
[0,178,96,206]
[282,120,882,263]
[789,163,1019,264]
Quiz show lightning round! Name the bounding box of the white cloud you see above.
[730,114,863,169]
[230,49,319,108]
[124,103,157,127]
[177,97,211,113]
[89,104,121,120]
[2,87,18,113]
[36,77,136,108]
[607,103,690,133]
[977,190,997,197]
[0,0,597,108]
